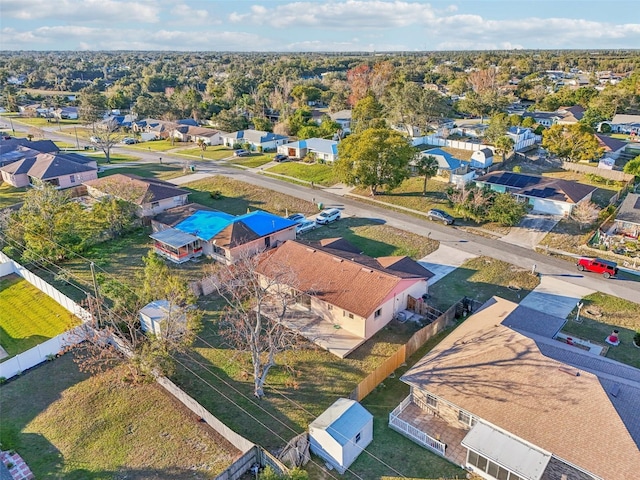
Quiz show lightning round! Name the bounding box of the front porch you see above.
[389,395,468,467]
[150,228,203,264]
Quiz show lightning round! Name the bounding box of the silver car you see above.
[296,220,316,235]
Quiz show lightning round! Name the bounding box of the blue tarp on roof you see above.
[326,402,373,447]
[174,210,234,241]
[174,210,296,241]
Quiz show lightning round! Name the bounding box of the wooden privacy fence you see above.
[349,298,481,402]
[561,161,635,182]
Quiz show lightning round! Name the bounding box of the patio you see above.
[268,303,367,359]
[390,396,468,467]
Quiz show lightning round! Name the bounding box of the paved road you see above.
[7,120,640,304]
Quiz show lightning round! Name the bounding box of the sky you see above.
[1,0,640,52]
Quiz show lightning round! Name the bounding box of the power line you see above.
[3,221,408,478]
[192,333,408,479]
[174,355,346,480]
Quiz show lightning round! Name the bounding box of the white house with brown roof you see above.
[393,296,640,480]
[83,174,190,217]
[171,125,222,145]
[256,238,434,357]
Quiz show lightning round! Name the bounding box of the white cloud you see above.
[230,0,437,28]
[1,25,272,51]
[170,3,211,21]
[2,0,160,23]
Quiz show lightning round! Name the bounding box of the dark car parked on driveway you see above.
[273,154,289,162]
[427,209,454,225]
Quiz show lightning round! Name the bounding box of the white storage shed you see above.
[308,398,373,474]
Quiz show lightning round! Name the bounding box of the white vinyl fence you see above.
[0,252,93,379]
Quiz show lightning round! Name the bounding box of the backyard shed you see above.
[308,398,373,473]
[139,300,184,338]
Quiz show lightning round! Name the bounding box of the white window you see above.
[426,394,438,408]
[374,308,382,318]
[69,174,76,183]
[458,410,475,426]
[355,432,361,443]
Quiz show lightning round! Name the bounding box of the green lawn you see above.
[226,154,273,168]
[351,177,454,217]
[0,274,80,358]
[562,292,640,369]
[0,354,238,479]
[303,217,440,259]
[101,163,186,181]
[129,140,186,152]
[176,146,234,160]
[0,182,28,209]
[53,141,77,149]
[12,117,81,128]
[266,162,340,186]
[174,297,434,451]
[182,175,318,217]
[427,256,540,311]
[86,152,141,164]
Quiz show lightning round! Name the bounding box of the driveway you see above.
[500,214,561,249]
[519,275,595,319]
[418,245,477,285]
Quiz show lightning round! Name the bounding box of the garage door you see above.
[531,198,567,215]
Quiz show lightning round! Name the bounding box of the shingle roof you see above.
[284,138,338,155]
[310,398,372,447]
[0,139,58,156]
[594,133,627,153]
[221,129,287,144]
[611,114,640,125]
[84,174,189,206]
[257,239,433,318]
[0,153,96,179]
[401,297,640,480]
[476,171,596,204]
[615,193,640,225]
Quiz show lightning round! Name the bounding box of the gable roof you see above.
[594,133,627,153]
[221,129,287,144]
[557,105,585,122]
[284,138,338,155]
[616,193,640,225]
[83,174,189,206]
[329,110,352,121]
[257,239,433,318]
[0,138,58,156]
[310,398,372,446]
[173,209,296,246]
[611,114,640,125]
[421,148,467,170]
[402,297,640,480]
[0,153,96,179]
[476,171,596,204]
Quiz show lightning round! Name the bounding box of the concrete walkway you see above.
[520,275,595,319]
[418,245,478,285]
[169,172,215,185]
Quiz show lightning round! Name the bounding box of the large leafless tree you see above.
[207,252,303,398]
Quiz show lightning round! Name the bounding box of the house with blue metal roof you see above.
[309,398,373,474]
[416,148,476,186]
[277,138,339,162]
[220,129,289,151]
[150,209,297,264]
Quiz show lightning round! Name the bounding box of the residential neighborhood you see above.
[1,23,640,480]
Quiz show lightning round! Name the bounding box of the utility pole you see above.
[74,126,80,149]
[90,262,103,327]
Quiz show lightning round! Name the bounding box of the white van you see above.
[316,208,341,225]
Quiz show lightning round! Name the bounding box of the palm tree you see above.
[414,154,439,196]
[495,136,515,163]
